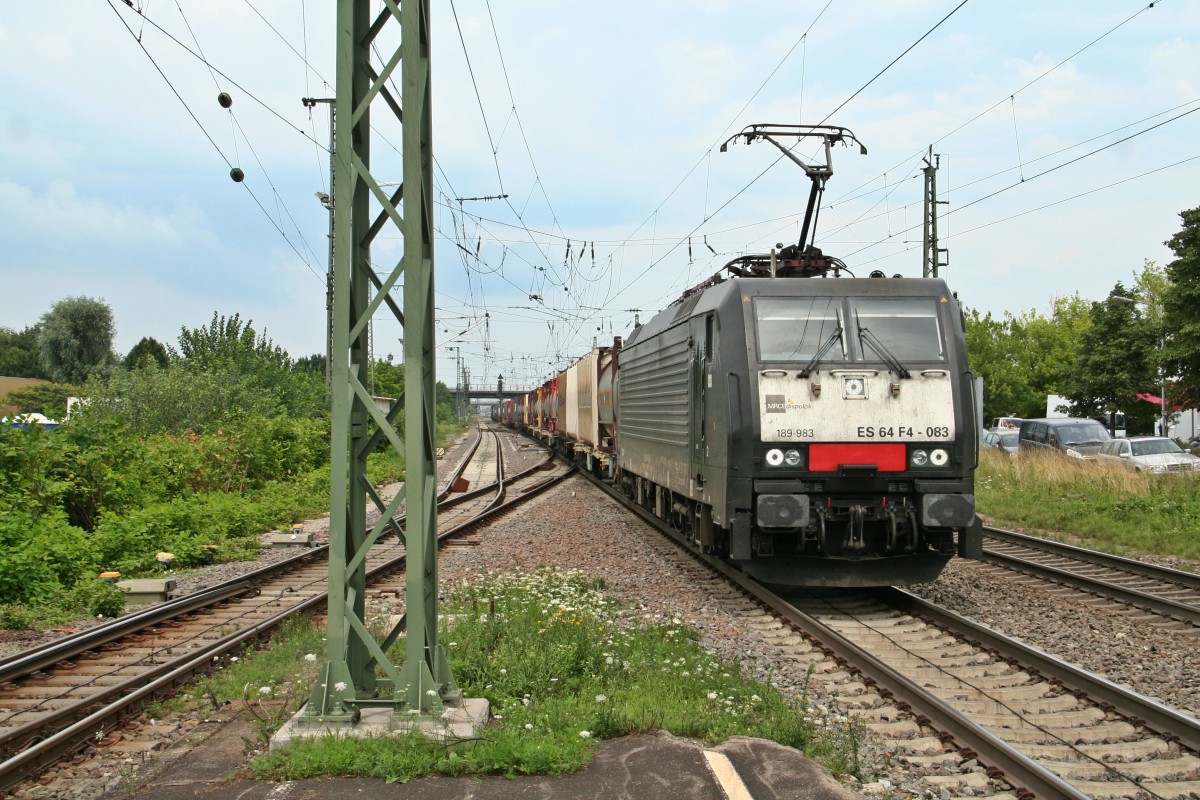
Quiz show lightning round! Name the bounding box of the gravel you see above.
[908,550,1200,720]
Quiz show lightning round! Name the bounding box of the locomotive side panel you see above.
[617,323,693,498]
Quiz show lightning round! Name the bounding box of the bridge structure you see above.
[450,384,534,413]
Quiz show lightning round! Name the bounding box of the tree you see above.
[1163,207,1200,406]
[37,296,115,383]
[124,337,171,370]
[965,309,1028,420]
[966,294,1091,421]
[1065,285,1157,434]
[294,353,327,376]
[0,324,47,378]
[372,358,404,401]
[178,312,290,373]
[174,312,325,422]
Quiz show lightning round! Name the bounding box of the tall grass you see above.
[976,449,1200,562]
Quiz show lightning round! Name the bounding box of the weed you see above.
[239,680,303,749]
[112,760,141,799]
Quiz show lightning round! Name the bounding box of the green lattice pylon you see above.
[306,0,458,723]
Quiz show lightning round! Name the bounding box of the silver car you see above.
[1097,436,1200,474]
[983,429,1019,456]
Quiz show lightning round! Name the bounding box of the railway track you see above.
[981,526,1200,629]
[577,468,1200,799]
[0,425,570,794]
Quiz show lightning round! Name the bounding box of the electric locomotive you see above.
[612,124,982,587]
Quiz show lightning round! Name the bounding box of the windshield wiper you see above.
[856,319,911,379]
[798,324,843,378]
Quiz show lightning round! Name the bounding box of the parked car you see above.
[1097,436,1200,474]
[1018,417,1111,460]
[983,429,1019,456]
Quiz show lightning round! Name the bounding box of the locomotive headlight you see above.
[930,448,949,466]
[843,376,867,399]
[784,449,802,467]
[766,448,784,466]
[910,449,929,467]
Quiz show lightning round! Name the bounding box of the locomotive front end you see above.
[737,280,981,587]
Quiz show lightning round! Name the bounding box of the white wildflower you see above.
[259,686,272,695]
[334,681,348,692]
[578,730,591,739]
[524,723,533,730]
[707,692,718,700]
[594,694,607,703]
[304,653,317,662]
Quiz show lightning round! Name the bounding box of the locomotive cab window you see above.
[754,296,845,363]
[849,298,944,362]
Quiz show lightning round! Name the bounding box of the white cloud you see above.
[1,179,202,246]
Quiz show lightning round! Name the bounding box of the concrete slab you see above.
[118,578,176,605]
[266,531,314,547]
[714,736,863,800]
[269,697,490,750]
[130,729,860,800]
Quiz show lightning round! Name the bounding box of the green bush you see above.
[0,341,335,618]
[89,483,320,575]
[0,502,93,605]
[0,604,39,630]
[70,577,127,618]
[52,415,154,529]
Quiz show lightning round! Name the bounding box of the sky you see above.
[3,1,1199,392]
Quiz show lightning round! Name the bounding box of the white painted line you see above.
[703,750,754,800]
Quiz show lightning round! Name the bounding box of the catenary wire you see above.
[106,0,323,282]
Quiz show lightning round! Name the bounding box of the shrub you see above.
[0,604,39,630]
[70,578,127,618]
[0,502,92,605]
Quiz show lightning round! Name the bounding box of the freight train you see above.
[496,124,982,587]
